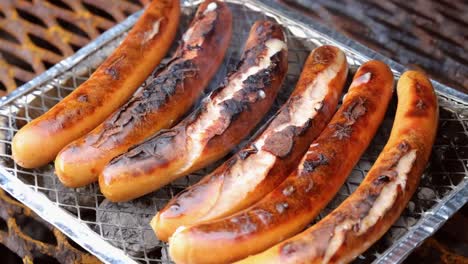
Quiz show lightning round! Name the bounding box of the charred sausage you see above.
[12,0,180,168]
[153,45,349,242]
[55,0,232,187]
[238,70,438,264]
[168,60,394,264]
[99,20,288,202]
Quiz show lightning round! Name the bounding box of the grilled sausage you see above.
[152,45,349,242]
[168,60,394,264]
[55,0,232,188]
[99,20,288,202]
[237,70,438,264]
[12,0,180,168]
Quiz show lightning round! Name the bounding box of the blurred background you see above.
[0,0,466,263]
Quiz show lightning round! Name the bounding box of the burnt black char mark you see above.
[109,129,179,164]
[239,144,258,160]
[93,59,197,147]
[323,141,412,235]
[261,97,313,158]
[331,96,367,140]
[262,127,295,158]
[219,62,276,124]
[302,153,329,174]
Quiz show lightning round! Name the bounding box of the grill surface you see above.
[279,0,468,95]
[0,188,100,263]
[0,1,466,263]
[0,0,148,95]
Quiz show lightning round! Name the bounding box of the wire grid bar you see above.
[0,1,466,263]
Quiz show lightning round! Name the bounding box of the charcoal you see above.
[96,193,169,256]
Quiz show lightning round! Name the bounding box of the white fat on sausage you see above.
[179,38,286,175]
[321,149,417,263]
[358,149,416,233]
[342,72,372,101]
[198,52,345,221]
[204,2,217,14]
[143,18,162,43]
[182,4,218,48]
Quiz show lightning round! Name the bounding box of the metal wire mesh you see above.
[0,188,100,263]
[0,1,466,263]
[0,0,148,94]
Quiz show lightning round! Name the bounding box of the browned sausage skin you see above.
[168,60,394,264]
[12,0,180,168]
[99,20,288,202]
[238,70,438,264]
[55,0,232,188]
[152,45,349,242]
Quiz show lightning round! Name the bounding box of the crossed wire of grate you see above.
[0,0,149,95]
[280,0,468,94]
[0,1,466,263]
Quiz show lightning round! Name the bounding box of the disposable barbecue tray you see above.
[0,1,466,263]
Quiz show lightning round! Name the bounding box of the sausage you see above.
[152,45,349,242]
[99,20,289,202]
[12,0,180,168]
[237,70,438,264]
[168,60,395,264]
[55,0,232,188]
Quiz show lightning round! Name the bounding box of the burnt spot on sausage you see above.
[238,144,258,160]
[262,127,295,158]
[314,101,324,112]
[182,8,218,51]
[330,97,367,140]
[354,193,379,220]
[280,238,319,259]
[376,175,391,184]
[331,123,353,140]
[235,44,265,71]
[262,115,312,158]
[185,100,207,125]
[343,97,367,125]
[295,118,313,136]
[334,142,413,226]
[187,44,203,51]
[95,2,219,146]
[105,68,119,80]
[398,141,409,152]
[234,21,283,71]
[111,128,179,164]
[405,82,435,118]
[302,153,328,174]
[254,21,284,44]
[92,59,197,148]
[105,55,125,80]
[206,52,281,134]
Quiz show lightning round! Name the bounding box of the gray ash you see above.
[96,194,169,257]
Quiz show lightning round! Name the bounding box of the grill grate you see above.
[279,0,468,95]
[0,1,467,263]
[0,188,100,263]
[0,0,148,95]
